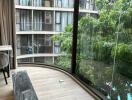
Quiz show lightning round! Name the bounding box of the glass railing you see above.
[16,22,54,31]
[17,34,53,55]
[16,22,32,31]
[52,31,72,70]
[76,0,132,99]
[32,22,54,31]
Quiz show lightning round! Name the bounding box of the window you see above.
[19,0,31,6]
[62,0,68,8]
[56,12,61,24]
[55,12,73,32]
[19,10,32,31]
[68,13,73,25]
[15,0,20,5]
[19,35,32,55]
[33,35,52,53]
[16,10,20,31]
[45,35,52,46]
[54,42,60,54]
[55,0,74,8]
[33,11,43,31]
[45,12,52,24]
[55,12,61,31]
[44,0,51,7]
[79,0,96,10]
[33,0,53,7]
[56,0,62,7]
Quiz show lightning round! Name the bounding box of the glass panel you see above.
[17,34,53,56]
[33,11,43,31]
[16,10,20,31]
[56,24,61,32]
[79,0,96,10]
[17,35,32,55]
[61,12,68,31]
[33,11,53,31]
[33,0,54,7]
[62,0,68,8]
[16,9,32,31]
[111,0,132,99]
[53,11,74,70]
[54,42,60,54]
[69,0,74,8]
[34,57,45,63]
[55,0,74,8]
[17,58,33,63]
[56,12,61,24]
[55,12,73,32]
[16,0,32,6]
[55,0,62,7]
[33,34,53,53]
[68,13,73,25]
[77,0,132,99]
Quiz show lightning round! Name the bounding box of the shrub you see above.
[93,40,114,63]
[111,43,132,78]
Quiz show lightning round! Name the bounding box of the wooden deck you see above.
[0,66,95,100]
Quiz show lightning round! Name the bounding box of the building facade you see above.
[15,0,98,64]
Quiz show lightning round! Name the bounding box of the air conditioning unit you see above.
[45,0,50,7]
[45,12,52,24]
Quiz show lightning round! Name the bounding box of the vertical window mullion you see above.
[71,0,79,74]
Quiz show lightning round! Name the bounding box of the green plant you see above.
[52,0,132,99]
[93,40,114,63]
[111,43,132,78]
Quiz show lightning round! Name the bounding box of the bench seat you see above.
[12,71,38,100]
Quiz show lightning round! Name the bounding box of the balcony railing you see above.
[16,22,54,31]
[15,0,97,11]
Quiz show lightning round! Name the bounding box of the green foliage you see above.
[52,0,132,69]
[111,43,132,78]
[95,0,111,10]
[111,43,128,59]
[65,24,73,32]
[79,60,95,84]
[52,25,72,68]
[52,0,132,98]
[78,16,99,35]
[111,43,132,64]
[93,40,114,63]
[52,25,72,54]
[54,56,71,70]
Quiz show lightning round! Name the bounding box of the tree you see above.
[52,0,132,99]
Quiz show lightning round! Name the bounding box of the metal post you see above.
[71,0,79,74]
[53,0,56,64]
[31,1,34,63]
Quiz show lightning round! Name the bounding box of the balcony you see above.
[0,0,132,100]
[15,0,98,13]
[0,65,97,100]
[15,0,96,9]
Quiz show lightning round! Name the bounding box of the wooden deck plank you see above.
[0,66,95,100]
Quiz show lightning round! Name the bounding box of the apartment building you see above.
[15,0,97,64]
